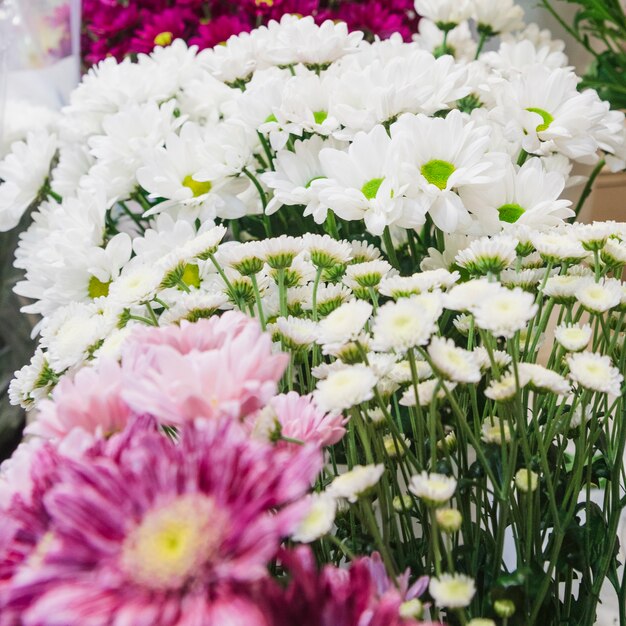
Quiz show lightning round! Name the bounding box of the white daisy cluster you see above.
[0,14,623,320]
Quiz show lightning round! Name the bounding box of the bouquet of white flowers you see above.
[0,4,625,625]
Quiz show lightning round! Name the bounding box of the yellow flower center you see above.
[255,0,274,5]
[154,32,173,47]
[122,495,225,590]
[183,175,212,198]
[88,275,111,298]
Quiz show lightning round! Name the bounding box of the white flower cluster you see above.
[1,15,624,322]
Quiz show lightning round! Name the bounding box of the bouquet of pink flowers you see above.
[81,0,419,65]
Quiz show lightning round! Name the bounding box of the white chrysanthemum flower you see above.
[428,337,482,383]
[481,416,511,445]
[603,238,626,265]
[93,326,134,361]
[316,300,373,347]
[349,240,382,263]
[8,349,56,408]
[518,363,570,395]
[304,233,353,269]
[575,278,622,313]
[481,39,568,75]
[328,464,385,503]
[570,222,616,249]
[344,259,394,290]
[543,274,586,302]
[514,468,539,493]
[260,235,304,269]
[40,303,112,372]
[430,573,476,609]
[532,232,588,262]
[108,264,165,308]
[270,316,318,350]
[158,291,230,325]
[388,359,433,384]
[313,364,377,412]
[444,278,501,312]
[414,0,472,25]
[400,379,456,407]
[472,287,538,338]
[555,323,592,352]
[0,131,57,231]
[468,620,496,626]
[291,493,337,543]
[473,0,525,35]
[383,434,411,458]
[414,19,477,61]
[409,471,457,506]
[484,372,527,401]
[372,296,439,353]
[567,352,623,396]
[455,235,518,275]
[500,268,547,290]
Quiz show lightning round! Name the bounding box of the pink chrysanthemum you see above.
[121,311,288,424]
[26,359,133,441]
[0,417,321,625]
[251,391,347,447]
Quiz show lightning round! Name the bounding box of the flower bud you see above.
[514,468,539,493]
[392,495,414,513]
[436,508,463,533]
[494,599,516,618]
[399,599,423,619]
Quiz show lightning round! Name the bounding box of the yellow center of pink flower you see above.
[255,0,274,6]
[121,495,225,590]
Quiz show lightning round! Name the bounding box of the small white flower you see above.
[484,372,526,401]
[313,364,377,412]
[328,464,385,503]
[603,238,626,265]
[481,416,511,445]
[472,286,538,338]
[316,300,373,347]
[414,0,472,25]
[428,337,482,383]
[555,323,592,352]
[473,0,525,35]
[400,378,456,407]
[567,352,623,396]
[473,346,512,371]
[543,274,586,302]
[575,278,622,313]
[444,278,501,312]
[292,493,337,543]
[518,363,570,395]
[372,296,439,353]
[304,233,353,268]
[261,235,304,269]
[383,434,411,458]
[455,236,518,276]
[409,471,457,506]
[344,259,393,289]
[429,573,476,608]
[532,232,588,263]
[270,316,318,350]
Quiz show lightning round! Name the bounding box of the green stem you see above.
[574,159,605,219]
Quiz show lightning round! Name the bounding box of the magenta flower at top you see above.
[130,7,195,54]
[0,417,322,625]
[121,311,288,424]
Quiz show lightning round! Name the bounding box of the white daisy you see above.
[409,471,457,506]
[400,378,456,407]
[455,235,518,275]
[514,468,539,493]
[328,464,385,503]
[313,364,378,412]
[414,0,472,25]
[291,493,337,543]
[316,300,373,347]
[567,352,623,396]
[575,278,622,313]
[472,287,538,338]
[429,574,476,609]
[555,323,592,352]
[372,296,439,353]
[481,416,512,445]
[428,337,482,383]
[517,363,570,395]
[473,0,525,35]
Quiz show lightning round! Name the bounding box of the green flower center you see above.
[153,32,173,47]
[88,275,111,299]
[313,110,328,125]
[421,160,456,190]
[361,177,385,200]
[305,175,326,189]
[526,107,554,133]
[264,113,278,124]
[182,264,201,289]
[183,175,212,198]
[497,203,525,224]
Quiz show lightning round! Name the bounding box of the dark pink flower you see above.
[263,547,442,626]
[189,15,254,50]
[1,417,321,625]
[130,7,194,54]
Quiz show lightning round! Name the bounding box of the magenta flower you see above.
[263,547,441,626]
[130,7,194,54]
[1,417,321,625]
[189,15,253,49]
[121,312,288,424]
